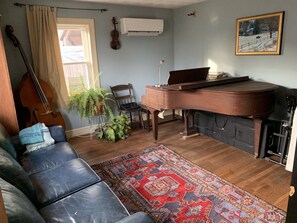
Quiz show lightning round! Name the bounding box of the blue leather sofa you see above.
[0,123,153,223]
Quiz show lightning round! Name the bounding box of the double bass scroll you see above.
[5,25,65,129]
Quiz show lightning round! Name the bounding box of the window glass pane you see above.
[63,63,90,94]
[58,29,86,62]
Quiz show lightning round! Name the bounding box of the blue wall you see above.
[1,0,296,131]
[0,0,174,130]
[174,0,297,88]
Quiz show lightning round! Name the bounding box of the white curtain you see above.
[26,5,68,108]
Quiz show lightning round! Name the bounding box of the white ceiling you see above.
[67,0,206,9]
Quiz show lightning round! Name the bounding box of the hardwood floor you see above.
[69,119,291,211]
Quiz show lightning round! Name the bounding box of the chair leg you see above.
[138,111,144,129]
[129,112,133,127]
[146,110,150,131]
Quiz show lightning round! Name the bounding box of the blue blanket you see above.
[19,123,44,145]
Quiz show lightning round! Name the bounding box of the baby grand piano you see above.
[141,67,278,157]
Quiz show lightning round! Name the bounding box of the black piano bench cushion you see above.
[20,142,78,175]
[0,177,45,223]
[39,181,130,223]
[30,158,101,205]
[0,147,37,203]
[120,102,142,111]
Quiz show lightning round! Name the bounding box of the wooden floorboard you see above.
[69,119,291,211]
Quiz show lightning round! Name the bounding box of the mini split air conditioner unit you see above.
[120,18,164,36]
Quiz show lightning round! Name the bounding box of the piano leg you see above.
[148,108,159,142]
[184,109,197,136]
[254,119,263,158]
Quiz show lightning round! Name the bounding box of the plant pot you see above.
[95,101,104,115]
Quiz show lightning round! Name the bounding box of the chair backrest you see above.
[110,83,136,109]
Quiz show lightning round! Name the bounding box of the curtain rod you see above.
[14,2,108,13]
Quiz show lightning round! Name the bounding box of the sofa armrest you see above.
[48,126,67,143]
[10,135,26,157]
[116,212,154,223]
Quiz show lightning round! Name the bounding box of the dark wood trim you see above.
[0,29,19,135]
[0,189,8,223]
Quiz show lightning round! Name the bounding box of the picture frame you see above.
[235,11,284,55]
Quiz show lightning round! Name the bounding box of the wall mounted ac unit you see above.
[120,18,164,36]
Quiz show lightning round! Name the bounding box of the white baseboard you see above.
[65,125,98,139]
[66,109,182,138]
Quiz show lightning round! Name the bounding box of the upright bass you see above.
[5,25,65,129]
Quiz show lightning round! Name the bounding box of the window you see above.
[57,18,99,95]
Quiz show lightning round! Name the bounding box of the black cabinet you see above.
[195,111,254,154]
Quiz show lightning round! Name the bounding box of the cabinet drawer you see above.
[234,139,254,154]
[235,123,254,145]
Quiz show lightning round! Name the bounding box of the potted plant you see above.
[68,86,131,142]
[97,114,130,142]
[68,87,114,122]
[68,74,131,142]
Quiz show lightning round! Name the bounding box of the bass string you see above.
[19,44,52,113]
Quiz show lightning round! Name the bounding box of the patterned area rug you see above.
[91,144,286,223]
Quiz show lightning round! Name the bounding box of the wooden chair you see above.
[110,83,146,129]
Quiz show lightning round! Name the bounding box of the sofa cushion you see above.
[0,147,37,202]
[48,125,67,143]
[0,123,17,159]
[39,181,129,223]
[116,212,154,223]
[0,177,45,223]
[30,158,100,206]
[20,142,78,175]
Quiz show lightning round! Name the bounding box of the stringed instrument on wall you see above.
[5,25,65,129]
[110,17,121,50]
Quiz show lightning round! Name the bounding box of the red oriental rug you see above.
[91,145,286,223]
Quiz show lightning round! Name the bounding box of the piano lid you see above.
[168,67,210,85]
[163,76,250,91]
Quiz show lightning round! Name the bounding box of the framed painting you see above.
[235,11,284,55]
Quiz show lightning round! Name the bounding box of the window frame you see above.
[57,18,100,94]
